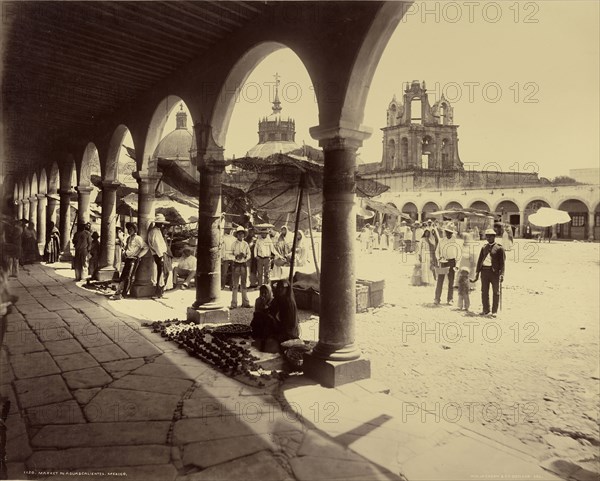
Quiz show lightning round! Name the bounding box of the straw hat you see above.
[444,223,457,234]
[154,213,169,224]
[484,228,496,236]
[235,226,247,235]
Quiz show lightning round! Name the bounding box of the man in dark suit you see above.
[472,228,505,317]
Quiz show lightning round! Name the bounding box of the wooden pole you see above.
[288,176,305,286]
[306,191,320,278]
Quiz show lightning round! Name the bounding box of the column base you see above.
[59,251,73,262]
[96,267,118,282]
[302,353,371,388]
[186,306,230,324]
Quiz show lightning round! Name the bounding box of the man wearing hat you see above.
[220,222,235,290]
[254,227,275,287]
[173,247,197,289]
[472,228,506,317]
[230,226,251,308]
[434,223,461,305]
[147,214,168,299]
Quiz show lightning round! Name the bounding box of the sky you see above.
[160,1,599,181]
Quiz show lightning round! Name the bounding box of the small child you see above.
[411,262,422,286]
[457,266,470,311]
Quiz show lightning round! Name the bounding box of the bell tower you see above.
[382,80,463,172]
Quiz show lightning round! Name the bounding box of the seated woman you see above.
[269,279,300,343]
[250,284,278,351]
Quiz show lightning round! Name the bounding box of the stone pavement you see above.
[1,263,563,481]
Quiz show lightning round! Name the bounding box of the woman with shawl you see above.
[418,229,438,285]
[45,222,61,264]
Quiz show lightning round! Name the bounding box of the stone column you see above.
[588,211,595,241]
[303,127,371,387]
[36,194,47,254]
[76,185,94,224]
[97,181,120,281]
[28,196,38,228]
[188,123,228,323]
[129,172,161,298]
[58,189,73,260]
[17,199,24,220]
[551,224,558,240]
[23,198,30,220]
[47,195,59,228]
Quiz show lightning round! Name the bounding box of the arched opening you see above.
[39,169,48,194]
[48,162,60,194]
[23,177,31,220]
[422,135,433,169]
[558,199,589,240]
[422,201,440,221]
[401,202,418,221]
[411,97,422,124]
[445,201,463,210]
[495,200,520,227]
[31,173,39,196]
[441,138,451,169]
[440,102,447,125]
[388,103,397,127]
[594,203,600,241]
[225,48,318,161]
[401,138,409,169]
[470,200,491,212]
[387,139,396,170]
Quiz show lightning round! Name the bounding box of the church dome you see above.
[153,104,193,161]
[245,73,300,159]
[247,140,300,158]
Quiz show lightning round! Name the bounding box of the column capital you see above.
[76,185,94,194]
[133,171,162,184]
[101,180,121,190]
[309,122,372,151]
[36,193,47,201]
[192,122,225,166]
[28,195,38,202]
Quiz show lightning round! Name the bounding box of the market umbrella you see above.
[528,207,571,227]
[229,153,389,284]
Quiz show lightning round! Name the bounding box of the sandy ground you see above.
[74,237,599,469]
[350,239,600,468]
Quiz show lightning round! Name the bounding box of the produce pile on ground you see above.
[82,280,116,294]
[145,319,300,387]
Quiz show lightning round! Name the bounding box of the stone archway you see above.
[558,199,589,240]
[445,201,463,210]
[402,201,418,221]
[470,200,491,212]
[422,201,440,221]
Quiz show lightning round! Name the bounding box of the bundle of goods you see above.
[82,280,115,294]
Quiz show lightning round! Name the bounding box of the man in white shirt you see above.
[434,223,461,305]
[173,247,197,289]
[110,222,148,300]
[147,214,168,298]
[254,228,274,287]
[220,223,235,289]
[230,226,251,308]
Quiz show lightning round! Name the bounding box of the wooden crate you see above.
[357,279,385,308]
[356,285,369,312]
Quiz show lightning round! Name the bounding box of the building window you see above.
[571,214,585,227]
[595,213,600,226]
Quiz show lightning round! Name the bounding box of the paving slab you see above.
[31,421,170,448]
[178,450,290,481]
[182,395,279,419]
[63,366,113,389]
[290,456,398,481]
[14,374,72,408]
[132,362,201,380]
[10,351,60,379]
[73,388,102,405]
[87,343,129,362]
[6,462,26,481]
[297,430,364,461]
[37,299,73,311]
[182,435,277,469]
[102,358,145,374]
[6,331,45,355]
[74,327,114,348]
[84,388,180,422]
[110,374,193,395]
[172,413,304,446]
[0,384,19,415]
[28,319,74,342]
[6,429,33,462]
[5,413,28,441]
[26,399,86,425]
[53,352,100,372]
[44,338,85,357]
[26,445,171,470]
[23,310,61,321]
